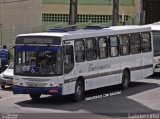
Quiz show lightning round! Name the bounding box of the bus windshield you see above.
[153,31,160,56]
[14,45,63,76]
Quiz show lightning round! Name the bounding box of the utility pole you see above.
[0,0,2,46]
[112,0,119,26]
[69,0,77,25]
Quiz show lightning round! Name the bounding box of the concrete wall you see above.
[0,0,42,47]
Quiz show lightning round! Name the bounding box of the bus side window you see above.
[119,35,130,56]
[85,38,97,61]
[109,36,119,57]
[141,32,151,52]
[63,45,74,74]
[74,40,85,62]
[98,37,108,59]
[130,33,141,54]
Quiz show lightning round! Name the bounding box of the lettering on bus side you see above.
[88,63,111,72]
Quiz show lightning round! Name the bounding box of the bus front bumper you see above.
[13,85,62,96]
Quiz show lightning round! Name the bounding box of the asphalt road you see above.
[0,75,160,119]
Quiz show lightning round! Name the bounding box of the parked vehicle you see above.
[0,63,14,89]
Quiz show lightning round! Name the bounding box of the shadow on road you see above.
[15,75,160,118]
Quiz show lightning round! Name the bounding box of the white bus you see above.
[13,26,153,101]
[145,25,160,73]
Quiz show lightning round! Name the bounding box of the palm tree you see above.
[69,0,78,25]
[112,0,119,26]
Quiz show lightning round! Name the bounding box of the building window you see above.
[130,33,141,54]
[77,14,112,23]
[141,32,151,52]
[85,38,97,61]
[42,13,69,22]
[109,36,119,57]
[75,40,85,62]
[43,13,129,24]
[119,35,130,55]
[98,37,108,59]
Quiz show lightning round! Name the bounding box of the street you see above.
[0,75,160,119]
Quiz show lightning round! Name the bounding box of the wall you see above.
[0,0,42,47]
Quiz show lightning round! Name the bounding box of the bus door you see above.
[63,41,75,94]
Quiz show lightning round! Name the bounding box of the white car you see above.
[0,63,14,89]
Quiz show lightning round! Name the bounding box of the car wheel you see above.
[1,85,5,89]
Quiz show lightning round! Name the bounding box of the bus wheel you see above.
[121,70,130,90]
[30,94,41,101]
[1,85,5,89]
[74,81,84,101]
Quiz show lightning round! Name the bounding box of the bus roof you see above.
[144,24,160,31]
[17,25,152,40]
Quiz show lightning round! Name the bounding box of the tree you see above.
[112,0,119,26]
[69,0,78,25]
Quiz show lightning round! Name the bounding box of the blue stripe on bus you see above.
[13,85,62,96]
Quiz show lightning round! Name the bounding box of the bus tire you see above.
[121,70,130,90]
[1,85,5,89]
[74,80,84,102]
[30,94,41,101]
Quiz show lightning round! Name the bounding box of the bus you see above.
[13,26,153,101]
[145,25,160,73]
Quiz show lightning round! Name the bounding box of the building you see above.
[142,0,160,24]
[42,0,160,31]
[42,0,140,30]
[0,0,42,47]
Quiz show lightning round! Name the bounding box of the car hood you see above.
[3,69,13,76]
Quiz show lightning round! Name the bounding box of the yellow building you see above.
[42,0,142,30]
[42,0,160,31]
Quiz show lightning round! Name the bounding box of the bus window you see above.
[141,32,151,53]
[98,37,108,59]
[130,33,141,54]
[74,40,85,62]
[119,35,130,56]
[64,45,74,74]
[109,36,119,57]
[15,46,63,76]
[85,38,97,61]
[153,31,160,56]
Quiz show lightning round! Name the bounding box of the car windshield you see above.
[14,46,63,76]
[8,63,14,69]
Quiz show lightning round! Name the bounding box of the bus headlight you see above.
[50,83,63,87]
[154,58,160,63]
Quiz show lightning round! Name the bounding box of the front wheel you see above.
[121,70,130,90]
[1,85,5,89]
[30,94,41,101]
[74,81,84,102]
